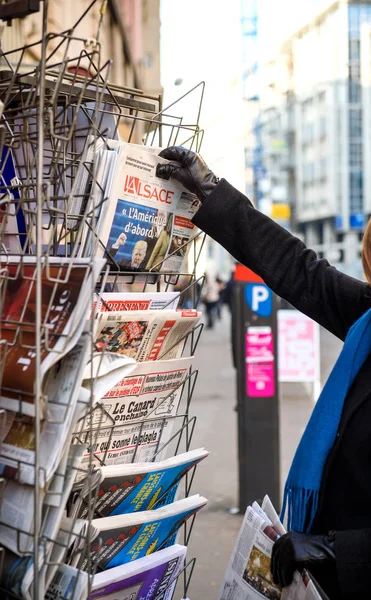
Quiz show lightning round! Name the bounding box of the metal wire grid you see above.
[0,1,207,598]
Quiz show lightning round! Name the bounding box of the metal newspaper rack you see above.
[0,2,207,599]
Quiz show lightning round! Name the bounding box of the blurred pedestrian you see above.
[157,146,371,599]
[202,273,220,329]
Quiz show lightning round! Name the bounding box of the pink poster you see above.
[278,310,320,382]
[246,326,275,397]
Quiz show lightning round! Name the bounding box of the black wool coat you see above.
[192,179,371,599]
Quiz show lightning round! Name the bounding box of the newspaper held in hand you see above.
[281,571,329,600]
[218,496,328,600]
[71,447,209,519]
[89,544,187,600]
[72,495,207,571]
[94,308,200,362]
[95,143,201,273]
[76,356,193,477]
[0,255,105,417]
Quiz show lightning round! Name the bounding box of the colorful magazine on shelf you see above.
[89,544,187,600]
[71,447,209,519]
[73,495,207,571]
[0,255,105,416]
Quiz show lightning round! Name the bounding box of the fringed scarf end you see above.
[281,484,319,533]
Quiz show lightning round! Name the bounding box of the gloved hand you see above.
[271,530,335,588]
[156,146,219,203]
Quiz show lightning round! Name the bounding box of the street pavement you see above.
[178,309,342,600]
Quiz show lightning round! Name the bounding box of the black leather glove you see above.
[271,530,335,588]
[156,146,219,203]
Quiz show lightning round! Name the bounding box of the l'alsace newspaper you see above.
[89,544,187,600]
[218,495,328,600]
[72,495,207,571]
[0,255,105,417]
[70,448,209,519]
[76,356,193,475]
[86,142,201,273]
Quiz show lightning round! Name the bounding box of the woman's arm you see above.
[193,179,371,340]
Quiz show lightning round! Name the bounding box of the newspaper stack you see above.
[218,495,329,600]
[79,141,201,274]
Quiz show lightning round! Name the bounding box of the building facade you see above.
[0,1,161,100]
[252,0,371,278]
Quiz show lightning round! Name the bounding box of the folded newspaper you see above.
[218,495,328,600]
[93,290,179,313]
[0,255,105,416]
[86,142,202,273]
[75,356,193,476]
[89,544,187,600]
[0,337,93,485]
[0,444,85,555]
[94,308,200,362]
[45,564,88,600]
[0,517,86,600]
[72,494,207,571]
[70,447,209,519]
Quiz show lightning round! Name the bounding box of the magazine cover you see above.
[98,143,201,273]
[90,544,187,600]
[74,448,209,518]
[0,145,27,254]
[75,495,207,571]
[0,256,105,416]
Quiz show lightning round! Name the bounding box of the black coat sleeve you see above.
[192,179,371,340]
[335,529,371,595]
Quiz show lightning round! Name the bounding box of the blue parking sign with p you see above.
[245,283,272,317]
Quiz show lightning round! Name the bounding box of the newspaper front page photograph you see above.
[98,144,201,273]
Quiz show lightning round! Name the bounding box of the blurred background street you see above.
[182,309,342,599]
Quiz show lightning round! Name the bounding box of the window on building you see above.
[319,116,326,139]
[302,122,314,146]
[349,5,361,34]
[349,80,361,104]
[349,108,362,137]
[349,141,362,167]
[319,157,327,181]
[350,171,363,213]
[349,39,360,61]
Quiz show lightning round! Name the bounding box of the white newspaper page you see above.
[94,291,179,312]
[282,571,324,600]
[98,143,201,273]
[76,356,193,477]
[45,564,88,600]
[218,505,281,600]
[0,339,90,485]
[94,309,200,362]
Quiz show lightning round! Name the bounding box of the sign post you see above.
[233,265,280,512]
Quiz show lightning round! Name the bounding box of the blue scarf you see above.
[281,307,371,532]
